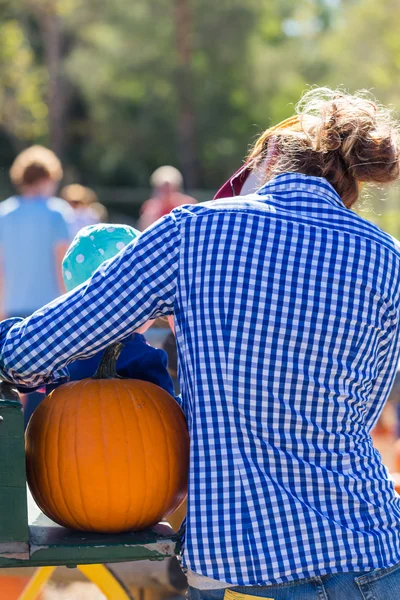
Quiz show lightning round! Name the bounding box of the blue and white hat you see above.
[62,223,140,292]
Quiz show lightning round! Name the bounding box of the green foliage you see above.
[0,0,341,187]
[0,19,47,142]
[320,0,400,103]
[0,0,399,235]
[66,0,179,185]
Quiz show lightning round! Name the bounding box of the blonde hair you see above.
[10,145,63,188]
[249,88,400,207]
[61,184,98,205]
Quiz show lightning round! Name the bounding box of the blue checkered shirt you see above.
[1,173,400,585]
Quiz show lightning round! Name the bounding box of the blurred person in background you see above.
[138,165,196,231]
[0,145,72,320]
[61,183,108,237]
[140,166,196,379]
[0,146,73,426]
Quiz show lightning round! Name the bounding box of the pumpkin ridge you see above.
[99,380,112,529]
[29,453,45,515]
[140,383,171,520]
[161,394,187,514]
[26,406,49,520]
[41,393,65,522]
[74,381,94,530]
[115,379,132,530]
[30,402,65,525]
[55,384,85,529]
[153,389,189,514]
[129,382,148,530]
[152,383,189,513]
[72,380,96,528]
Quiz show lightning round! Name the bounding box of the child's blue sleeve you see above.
[45,334,176,401]
[117,335,175,398]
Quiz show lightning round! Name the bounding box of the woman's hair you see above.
[248,87,400,207]
[61,184,98,206]
[10,145,63,188]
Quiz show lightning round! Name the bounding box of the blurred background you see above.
[2,1,400,598]
[0,0,399,230]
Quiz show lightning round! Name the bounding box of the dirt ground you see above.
[43,582,106,599]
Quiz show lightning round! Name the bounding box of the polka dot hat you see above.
[62,223,140,292]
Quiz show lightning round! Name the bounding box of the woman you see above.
[1,88,400,599]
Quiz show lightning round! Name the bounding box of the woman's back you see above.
[175,174,400,585]
[1,90,400,596]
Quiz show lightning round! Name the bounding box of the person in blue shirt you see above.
[23,223,175,426]
[0,145,73,320]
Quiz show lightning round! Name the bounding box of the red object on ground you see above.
[0,575,42,599]
[393,439,400,472]
[391,472,400,494]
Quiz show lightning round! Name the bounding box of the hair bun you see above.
[249,87,400,207]
[304,90,400,185]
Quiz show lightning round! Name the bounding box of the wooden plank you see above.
[1,492,181,568]
[0,523,181,568]
[27,522,180,567]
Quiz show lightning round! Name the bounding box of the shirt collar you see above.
[257,172,347,210]
[19,195,48,203]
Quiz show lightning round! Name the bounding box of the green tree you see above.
[0,0,358,196]
[0,19,47,146]
[66,0,311,189]
[317,0,400,236]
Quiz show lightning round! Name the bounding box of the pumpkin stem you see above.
[93,342,124,380]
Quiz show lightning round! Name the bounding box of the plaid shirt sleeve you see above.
[0,213,181,387]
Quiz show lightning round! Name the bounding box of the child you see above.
[23,223,175,425]
[61,184,108,237]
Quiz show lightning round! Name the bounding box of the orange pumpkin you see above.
[393,439,400,473]
[25,343,189,533]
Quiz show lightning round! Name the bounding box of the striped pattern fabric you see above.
[1,173,400,585]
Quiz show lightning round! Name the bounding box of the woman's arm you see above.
[0,213,182,388]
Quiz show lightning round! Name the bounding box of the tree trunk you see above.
[37,4,65,158]
[174,0,198,189]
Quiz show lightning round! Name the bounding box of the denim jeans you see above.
[187,561,400,600]
[23,390,45,429]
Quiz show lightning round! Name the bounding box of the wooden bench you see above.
[0,384,182,599]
